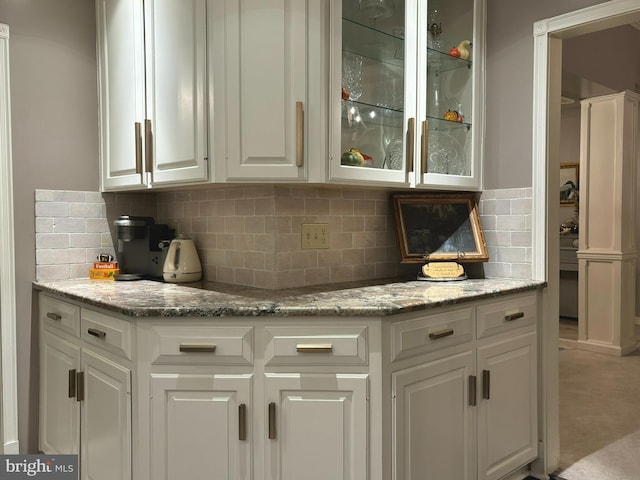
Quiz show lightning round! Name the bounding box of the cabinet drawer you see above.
[40,294,80,338]
[265,326,368,366]
[476,293,537,339]
[150,325,253,365]
[81,309,133,360]
[391,308,473,362]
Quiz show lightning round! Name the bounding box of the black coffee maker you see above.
[113,216,175,280]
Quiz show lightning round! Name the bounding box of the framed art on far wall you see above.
[391,193,489,263]
[560,163,579,205]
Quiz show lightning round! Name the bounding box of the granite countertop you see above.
[33,277,546,318]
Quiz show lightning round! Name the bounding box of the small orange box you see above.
[89,268,120,280]
[93,261,118,269]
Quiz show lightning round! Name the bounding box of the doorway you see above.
[532,1,640,476]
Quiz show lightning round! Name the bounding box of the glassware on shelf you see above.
[427,130,466,175]
[428,7,443,51]
[359,0,394,21]
[342,52,364,101]
[384,138,403,170]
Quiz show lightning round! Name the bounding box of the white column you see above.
[577,90,640,356]
[0,23,20,453]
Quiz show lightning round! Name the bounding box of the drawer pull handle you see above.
[296,101,304,167]
[469,375,477,406]
[46,312,62,321]
[87,328,106,339]
[296,343,333,353]
[268,402,276,439]
[68,369,77,398]
[76,371,84,402]
[429,329,454,340]
[179,344,217,353]
[239,404,247,441]
[482,369,491,400]
[505,312,525,322]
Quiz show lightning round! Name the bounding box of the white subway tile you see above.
[35,190,55,201]
[483,262,511,278]
[36,264,70,281]
[36,233,69,249]
[54,191,86,202]
[36,218,54,233]
[53,218,86,233]
[36,249,56,265]
[511,263,532,279]
[496,246,527,263]
[86,218,110,233]
[84,191,105,203]
[36,202,69,218]
[69,233,101,248]
[511,198,532,215]
[69,202,102,219]
[480,199,497,215]
[496,215,526,231]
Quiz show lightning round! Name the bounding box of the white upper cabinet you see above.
[210,0,326,182]
[329,0,484,189]
[96,0,209,191]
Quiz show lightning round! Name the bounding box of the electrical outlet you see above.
[301,223,329,249]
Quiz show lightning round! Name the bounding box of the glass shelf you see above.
[342,18,404,68]
[427,47,472,72]
[426,115,471,132]
[342,99,404,129]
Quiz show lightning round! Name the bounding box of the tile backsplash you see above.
[479,187,532,279]
[156,186,414,289]
[35,186,533,285]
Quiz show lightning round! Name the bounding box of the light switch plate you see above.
[301,224,329,249]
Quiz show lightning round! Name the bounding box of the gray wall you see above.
[484,0,607,189]
[0,0,98,452]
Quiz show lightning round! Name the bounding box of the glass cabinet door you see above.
[418,0,481,189]
[331,0,410,185]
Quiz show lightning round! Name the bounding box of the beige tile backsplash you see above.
[157,186,411,289]
[35,186,533,286]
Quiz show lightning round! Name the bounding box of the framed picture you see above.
[560,163,579,205]
[391,193,489,263]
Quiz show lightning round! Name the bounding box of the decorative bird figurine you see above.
[456,40,471,60]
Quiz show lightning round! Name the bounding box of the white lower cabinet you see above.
[40,289,539,480]
[150,373,252,480]
[391,292,538,480]
[264,373,368,480]
[39,295,132,480]
[393,351,476,480]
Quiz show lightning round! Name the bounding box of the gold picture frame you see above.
[391,193,489,264]
[560,163,579,206]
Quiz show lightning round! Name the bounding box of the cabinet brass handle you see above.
[407,117,415,172]
[68,369,77,399]
[429,328,454,340]
[46,312,62,321]
[268,402,276,439]
[469,375,477,406]
[296,101,304,167]
[135,122,142,174]
[482,370,490,400]
[144,119,153,173]
[296,343,333,353]
[505,311,525,322]
[179,344,217,353]
[421,120,429,174]
[239,404,247,441]
[87,328,106,339]
[76,371,84,402]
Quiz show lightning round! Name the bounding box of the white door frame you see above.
[0,23,19,454]
[532,0,640,475]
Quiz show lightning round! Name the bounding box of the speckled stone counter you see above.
[33,277,546,318]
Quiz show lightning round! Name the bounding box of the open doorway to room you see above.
[532,2,640,478]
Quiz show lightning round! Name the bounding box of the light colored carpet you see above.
[558,429,640,480]
[557,346,640,479]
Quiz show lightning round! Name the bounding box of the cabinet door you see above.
[144,0,209,185]
[80,349,131,480]
[415,0,484,190]
[213,0,308,181]
[476,329,537,480]
[96,0,147,190]
[39,331,81,455]
[329,0,411,186]
[150,373,252,480]
[393,350,475,480]
[264,373,368,480]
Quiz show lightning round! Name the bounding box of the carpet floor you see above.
[555,341,640,480]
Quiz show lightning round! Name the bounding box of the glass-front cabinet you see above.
[330,0,484,189]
